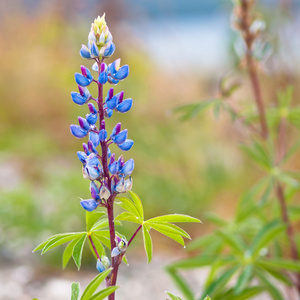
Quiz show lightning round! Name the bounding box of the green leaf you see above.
[33,233,80,252]
[128,191,144,219]
[92,232,111,249]
[71,282,80,300]
[258,258,300,272]
[72,234,87,270]
[205,212,228,227]
[263,267,293,286]
[240,141,272,170]
[63,238,80,269]
[250,221,285,257]
[281,139,300,164]
[150,224,185,246]
[169,255,234,269]
[142,225,153,263]
[147,214,201,224]
[115,196,141,219]
[216,230,245,255]
[80,268,112,300]
[201,266,239,299]
[255,269,285,300]
[146,221,191,239]
[218,286,264,300]
[234,265,253,295]
[174,99,219,121]
[89,286,118,300]
[203,297,211,300]
[288,107,300,129]
[42,233,85,254]
[86,211,106,232]
[166,291,183,300]
[115,212,142,224]
[165,268,194,300]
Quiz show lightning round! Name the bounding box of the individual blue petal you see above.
[81,66,93,81]
[116,99,133,113]
[88,103,98,114]
[75,73,91,87]
[109,161,118,175]
[89,131,100,147]
[88,140,98,154]
[121,159,134,176]
[80,45,91,59]
[86,113,98,125]
[106,95,117,109]
[114,65,129,80]
[109,59,121,74]
[105,108,113,118]
[108,76,119,85]
[99,129,107,142]
[71,92,86,105]
[111,123,121,138]
[96,259,106,272]
[112,129,128,145]
[80,199,98,211]
[77,151,87,163]
[107,147,111,159]
[103,42,115,57]
[92,62,99,72]
[90,42,100,57]
[86,153,100,167]
[111,247,122,257]
[70,125,88,138]
[78,116,90,130]
[118,139,134,151]
[98,71,108,84]
[90,181,100,200]
[85,165,100,180]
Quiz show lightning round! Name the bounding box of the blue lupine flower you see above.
[118,139,134,151]
[90,181,100,200]
[89,131,100,147]
[116,98,133,113]
[96,259,105,272]
[111,235,128,257]
[80,199,98,211]
[75,66,94,87]
[70,125,88,138]
[83,153,102,180]
[80,44,92,59]
[77,151,87,163]
[90,42,100,58]
[112,129,128,145]
[71,86,91,105]
[120,159,134,176]
[78,116,90,130]
[98,63,108,84]
[103,42,115,57]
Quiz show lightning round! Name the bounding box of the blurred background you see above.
[0,0,299,299]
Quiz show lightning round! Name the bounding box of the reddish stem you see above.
[88,234,100,260]
[128,225,142,247]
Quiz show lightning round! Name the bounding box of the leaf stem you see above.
[88,234,100,260]
[128,225,142,247]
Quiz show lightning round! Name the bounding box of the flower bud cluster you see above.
[69,14,134,212]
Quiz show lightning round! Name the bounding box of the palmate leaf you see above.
[115,211,142,224]
[250,221,285,257]
[200,266,239,299]
[216,230,245,255]
[86,211,106,232]
[80,269,115,300]
[128,191,144,219]
[240,141,272,170]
